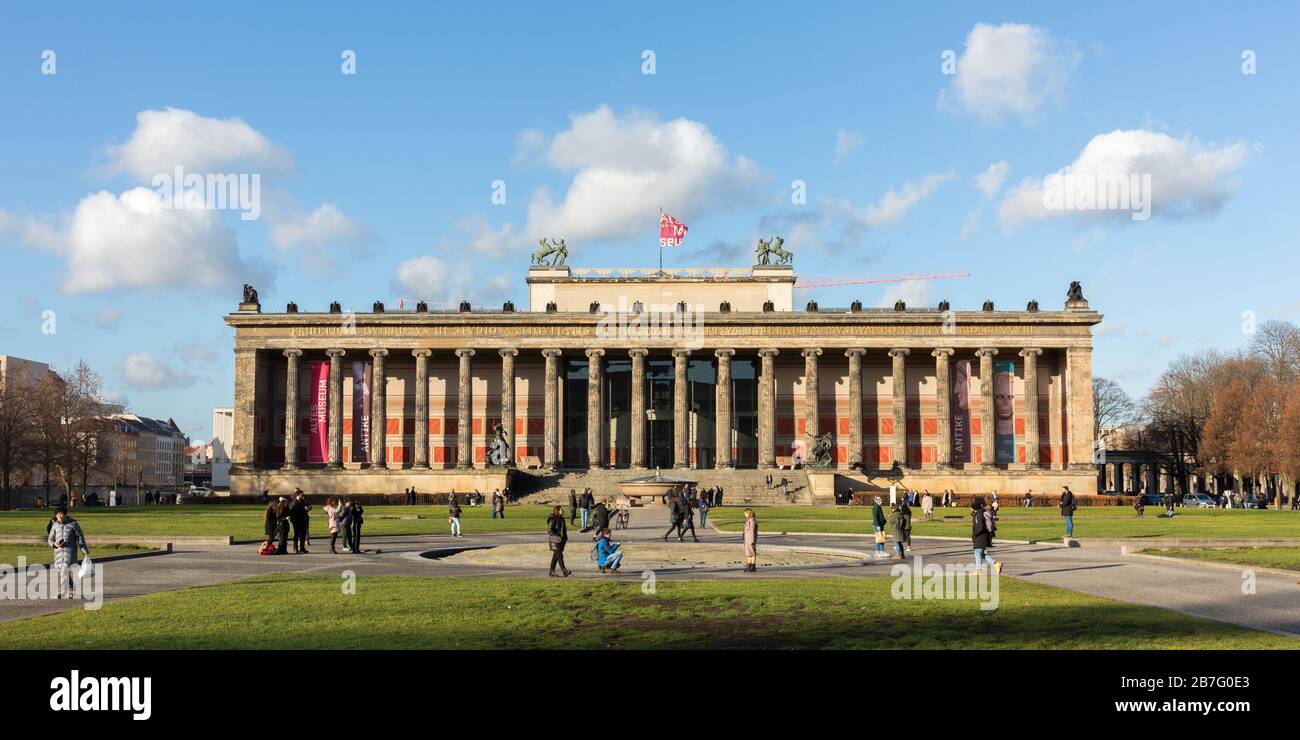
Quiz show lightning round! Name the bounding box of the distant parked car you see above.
[1182,493,1217,509]
[1243,493,1268,509]
[188,486,213,497]
[1138,493,1164,507]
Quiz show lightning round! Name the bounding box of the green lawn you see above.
[0,574,1292,649]
[1141,546,1300,572]
[0,504,553,539]
[0,543,155,565]
[710,506,1300,540]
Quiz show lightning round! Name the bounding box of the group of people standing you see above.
[870,495,914,559]
[322,497,364,553]
[261,491,316,554]
[663,491,702,542]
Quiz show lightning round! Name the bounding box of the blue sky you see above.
[1,1,1296,441]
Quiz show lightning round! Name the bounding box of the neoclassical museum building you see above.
[224,262,1102,500]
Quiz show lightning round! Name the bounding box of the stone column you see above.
[976,348,998,468]
[845,349,866,469]
[629,349,648,468]
[672,349,691,468]
[282,349,302,469]
[412,350,431,468]
[758,348,779,469]
[231,348,258,468]
[714,349,735,469]
[932,349,954,467]
[802,348,822,451]
[455,348,474,469]
[542,349,561,469]
[326,349,346,468]
[369,349,388,469]
[1020,348,1042,467]
[1065,346,1095,469]
[499,349,517,467]
[585,349,605,469]
[889,348,910,466]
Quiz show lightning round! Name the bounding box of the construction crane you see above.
[794,272,972,289]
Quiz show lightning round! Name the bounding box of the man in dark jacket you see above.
[663,494,685,540]
[568,489,578,524]
[350,501,365,553]
[1059,486,1077,538]
[274,498,291,554]
[971,498,1002,573]
[290,494,311,553]
[588,500,610,534]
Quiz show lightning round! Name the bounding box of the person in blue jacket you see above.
[595,528,622,573]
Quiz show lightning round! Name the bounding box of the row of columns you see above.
[277,345,1061,471]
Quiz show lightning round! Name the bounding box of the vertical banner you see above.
[950,359,971,463]
[994,360,1016,464]
[351,361,371,463]
[307,361,329,463]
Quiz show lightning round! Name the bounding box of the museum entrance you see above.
[647,357,674,468]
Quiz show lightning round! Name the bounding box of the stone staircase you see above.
[514,468,813,507]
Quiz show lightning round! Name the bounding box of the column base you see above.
[282,464,297,471]
[327,463,343,470]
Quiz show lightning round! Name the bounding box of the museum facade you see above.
[224,264,1102,498]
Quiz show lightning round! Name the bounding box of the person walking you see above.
[324,497,343,553]
[449,496,463,538]
[899,499,913,551]
[546,505,571,577]
[871,496,888,558]
[568,489,578,525]
[663,493,685,541]
[580,489,592,529]
[679,501,699,542]
[595,527,622,573]
[971,497,1003,574]
[921,490,934,521]
[1134,495,1145,518]
[290,493,311,554]
[349,499,365,553]
[1023,490,1034,508]
[715,486,724,507]
[698,493,710,530]
[494,491,506,520]
[47,507,89,599]
[1059,486,1077,539]
[742,508,758,572]
[887,504,906,560]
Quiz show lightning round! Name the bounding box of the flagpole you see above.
[658,207,663,275]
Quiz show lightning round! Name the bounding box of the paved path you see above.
[2,507,1297,638]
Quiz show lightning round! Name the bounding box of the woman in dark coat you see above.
[349,500,365,554]
[262,501,278,547]
[546,505,571,577]
[971,498,1002,574]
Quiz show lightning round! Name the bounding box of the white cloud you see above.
[520,105,764,250]
[178,342,217,363]
[513,128,546,163]
[941,22,1080,124]
[268,203,375,250]
[834,129,865,165]
[59,188,270,294]
[94,307,121,328]
[855,172,957,228]
[392,256,508,307]
[959,209,981,239]
[878,280,931,308]
[122,352,195,390]
[973,161,1010,197]
[106,107,292,179]
[998,129,1250,226]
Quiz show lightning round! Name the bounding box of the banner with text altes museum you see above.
[307,360,328,463]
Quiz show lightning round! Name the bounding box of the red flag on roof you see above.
[659,212,688,247]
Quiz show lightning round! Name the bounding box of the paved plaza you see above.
[2,507,1296,639]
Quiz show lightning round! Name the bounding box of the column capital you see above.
[541,348,563,358]
[758,348,780,358]
[671,348,692,358]
[282,348,303,358]
[714,348,736,359]
[801,348,823,358]
[628,348,649,358]
[455,348,475,358]
[931,348,955,358]
[1019,347,1044,358]
[975,347,999,357]
[412,349,432,359]
[585,348,606,359]
[498,348,518,358]
[368,348,389,359]
[888,348,912,358]
[325,348,346,358]
[844,348,867,358]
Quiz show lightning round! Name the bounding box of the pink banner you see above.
[307,360,329,463]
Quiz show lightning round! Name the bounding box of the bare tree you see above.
[1249,319,1300,385]
[0,370,38,509]
[1093,376,1136,442]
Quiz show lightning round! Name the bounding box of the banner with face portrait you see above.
[994,360,1016,464]
[351,360,371,463]
[307,361,328,463]
[950,359,971,463]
